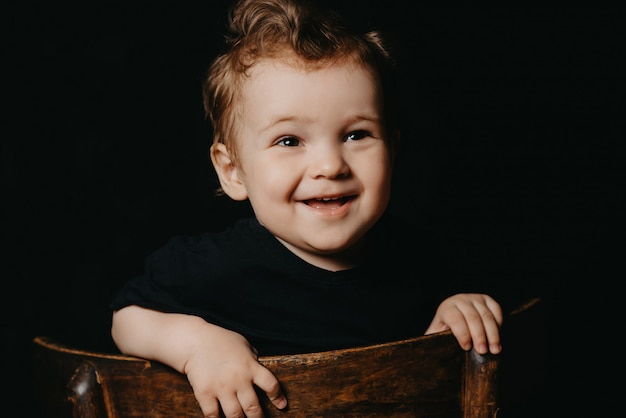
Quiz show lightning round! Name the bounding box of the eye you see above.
[275,136,301,147]
[345,130,370,142]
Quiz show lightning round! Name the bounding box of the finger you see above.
[485,320,502,354]
[253,366,287,410]
[424,318,449,335]
[236,388,265,418]
[444,307,473,351]
[217,393,246,418]
[483,298,503,353]
[195,396,221,418]
[465,306,489,355]
[485,296,504,326]
[467,300,502,354]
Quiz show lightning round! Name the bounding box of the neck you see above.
[276,236,369,272]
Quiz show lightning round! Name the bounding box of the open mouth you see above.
[303,196,353,209]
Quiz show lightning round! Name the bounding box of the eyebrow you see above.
[349,114,381,124]
[259,115,302,133]
[260,113,381,133]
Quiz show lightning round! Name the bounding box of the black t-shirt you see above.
[110,213,452,355]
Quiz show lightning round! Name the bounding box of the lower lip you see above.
[303,199,352,216]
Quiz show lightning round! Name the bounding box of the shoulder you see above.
[147,217,266,262]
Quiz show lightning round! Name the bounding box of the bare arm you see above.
[425,293,503,355]
[111,305,287,418]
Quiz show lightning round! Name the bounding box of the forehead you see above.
[247,52,376,82]
[243,57,380,98]
[246,58,381,109]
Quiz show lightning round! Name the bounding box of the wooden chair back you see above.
[33,297,543,418]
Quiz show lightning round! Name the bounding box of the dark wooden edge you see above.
[68,361,108,418]
[463,297,542,418]
[33,297,541,365]
[508,297,541,317]
[33,330,456,367]
[464,349,499,418]
[33,297,542,418]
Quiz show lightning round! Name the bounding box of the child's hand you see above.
[183,326,287,418]
[425,293,503,355]
[111,306,287,418]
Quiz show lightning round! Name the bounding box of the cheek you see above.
[244,159,299,201]
[370,165,393,199]
[363,157,393,208]
[358,149,393,188]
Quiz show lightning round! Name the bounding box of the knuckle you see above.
[244,403,262,415]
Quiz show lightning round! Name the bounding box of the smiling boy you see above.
[110,1,503,417]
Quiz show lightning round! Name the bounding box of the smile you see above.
[303,196,353,209]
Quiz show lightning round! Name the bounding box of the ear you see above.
[210,143,248,201]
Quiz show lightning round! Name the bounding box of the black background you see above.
[5,2,624,416]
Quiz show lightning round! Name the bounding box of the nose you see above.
[307,142,350,179]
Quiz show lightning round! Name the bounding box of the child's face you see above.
[224,59,392,269]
